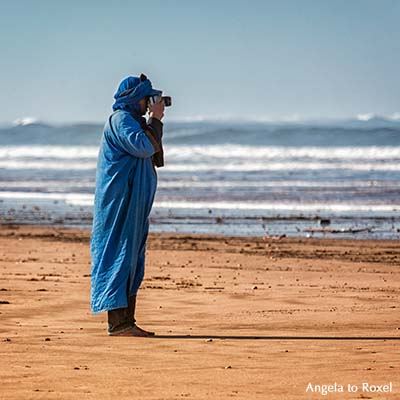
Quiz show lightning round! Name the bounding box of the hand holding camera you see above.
[149,97,165,121]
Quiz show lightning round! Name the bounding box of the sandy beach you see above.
[1,224,399,399]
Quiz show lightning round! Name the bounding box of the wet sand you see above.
[0,225,399,399]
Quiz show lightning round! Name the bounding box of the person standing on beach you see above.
[90,74,165,336]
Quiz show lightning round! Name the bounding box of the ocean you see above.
[0,117,399,239]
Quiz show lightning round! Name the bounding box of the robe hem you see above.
[90,301,128,315]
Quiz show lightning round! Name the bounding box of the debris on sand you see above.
[305,226,374,234]
[263,234,286,240]
[318,218,331,226]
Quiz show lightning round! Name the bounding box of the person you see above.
[90,73,165,336]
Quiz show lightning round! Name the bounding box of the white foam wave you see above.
[1,145,400,161]
[1,159,400,172]
[357,113,375,121]
[0,191,399,212]
[154,201,400,212]
[0,160,96,170]
[0,181,94,188]
[0,191,93,206]
[1,180,400,189]
[163,162,400,172]
[0,146,99,159]
[166,145,400,160]
[12,117,40,126]
[391,112,400,121]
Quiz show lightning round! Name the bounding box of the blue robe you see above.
[90,109,158,314]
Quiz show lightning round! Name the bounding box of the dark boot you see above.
[107,297,155,337]
[127,295,136,324]
[127,295,155,337]
[107,307,134,336]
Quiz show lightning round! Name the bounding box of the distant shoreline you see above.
[1,224,400,247]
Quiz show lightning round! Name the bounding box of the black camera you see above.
[148,94,172,107]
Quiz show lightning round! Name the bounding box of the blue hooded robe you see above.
[90,76,162,314]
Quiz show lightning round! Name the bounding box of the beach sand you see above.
[0,225,399,399]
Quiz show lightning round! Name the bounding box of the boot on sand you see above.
[107,295,155,337]
[107,307,134,336]
[128,294,155,337]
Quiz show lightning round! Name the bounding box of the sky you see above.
[0,0,399,124]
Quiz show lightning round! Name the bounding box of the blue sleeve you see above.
[109,111,158,158]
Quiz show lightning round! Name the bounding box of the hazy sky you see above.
[1,0,399,123]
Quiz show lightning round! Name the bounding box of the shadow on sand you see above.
[152,335,400,340]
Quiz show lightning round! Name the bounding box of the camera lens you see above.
[162,96,172,107]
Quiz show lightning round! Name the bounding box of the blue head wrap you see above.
[112,76,162,122]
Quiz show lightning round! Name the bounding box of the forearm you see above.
[146,116,164,167]
[144,130,161,153]
[147,116,163,144]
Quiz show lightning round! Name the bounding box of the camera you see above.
[148,94,172,107]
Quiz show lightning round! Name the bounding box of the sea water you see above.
[0,118,399,238]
